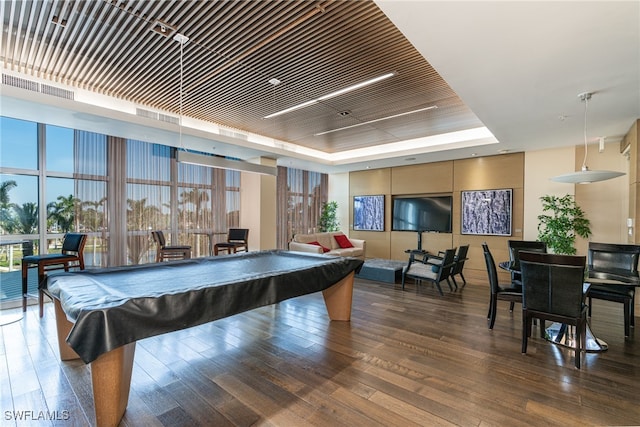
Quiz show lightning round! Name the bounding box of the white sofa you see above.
[289,232,366,259]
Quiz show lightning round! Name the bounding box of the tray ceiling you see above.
[1,0,483,155]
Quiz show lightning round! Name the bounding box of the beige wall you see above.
[523,146,576,241]
[328,172,350,235]
[574,142,630,250]
[240,158,277,251]
[524,143,629,254]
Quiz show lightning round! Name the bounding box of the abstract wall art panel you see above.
[461,189,512,236]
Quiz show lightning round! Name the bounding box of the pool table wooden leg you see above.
[53,299,135,427]
[91,342,136,427]
[53,299,81,361]
[322,271,354,321]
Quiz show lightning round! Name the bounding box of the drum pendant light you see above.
[551,92,625,184]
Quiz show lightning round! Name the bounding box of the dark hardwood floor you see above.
[1,276,639,426]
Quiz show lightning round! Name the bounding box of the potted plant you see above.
[318,201,340,232]
[537,194,591,255]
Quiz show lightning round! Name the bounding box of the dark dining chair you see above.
[507,240,547,288]
[402,248,456,295]
[587,242,640,337]
[483,243,523,329]
[214,228,249,255]
[151,230,192,262]
[22,233,87,317]
[520,251,587,369]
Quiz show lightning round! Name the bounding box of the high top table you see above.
[47,250,363,427]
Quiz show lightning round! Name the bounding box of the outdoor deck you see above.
[1,270,40,307]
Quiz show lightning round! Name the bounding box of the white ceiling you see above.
[377,0,640,159]
[2,1,638,174]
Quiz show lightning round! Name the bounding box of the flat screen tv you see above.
[392,195,453,233]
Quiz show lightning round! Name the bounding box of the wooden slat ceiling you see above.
[1,0,483,154]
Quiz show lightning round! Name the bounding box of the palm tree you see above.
[47,194,79,233]
[80,197,107,266]
[12,202,38,235]
[0,180,17,233]
[179,188,210,229]
[0,179,16,206]
[127,198,160,264]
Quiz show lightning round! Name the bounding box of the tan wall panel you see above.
[350,168,391,195]
[350,169,391,258]
[391,161,453,194]
[352,230,390,259]
[625,120,640,314]
[629,120,639,185]
[630,182,637,243]
[574,142,629,254]
[453,153,524,279]
[390,231,419,261]
[389,231,453,261]
[454,153,524,191]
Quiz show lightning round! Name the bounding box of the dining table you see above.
[499,260,639,352]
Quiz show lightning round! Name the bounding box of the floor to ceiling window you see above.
[276,166,328,249]
[0,116,241,304]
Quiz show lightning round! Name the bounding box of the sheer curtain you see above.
[177,160,240,256]
[276,166,327,249]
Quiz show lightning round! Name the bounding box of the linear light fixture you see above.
[263,72,395,119]
[314,105,438,136]
[176,151,277,176]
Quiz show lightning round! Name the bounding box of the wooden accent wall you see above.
[453,153,525,282]
[350,168,392,259]
[349,153,524,282]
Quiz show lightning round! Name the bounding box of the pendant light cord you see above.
[178,39,185,150]
[582,93,589,170]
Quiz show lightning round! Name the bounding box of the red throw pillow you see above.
[308,241,330,253]
[333,234,354,249]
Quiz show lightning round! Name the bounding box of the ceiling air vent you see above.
[2,74,39,92]
[3,74,74,100]
[136,108,159,120]
[220,129,248,140]
[40,84,74,100]
[158,113,179,125]
[136,108,179,125]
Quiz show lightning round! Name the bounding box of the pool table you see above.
[47,250,363,427]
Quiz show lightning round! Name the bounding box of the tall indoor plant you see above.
[537,194,591,255]
[318,201,340,232]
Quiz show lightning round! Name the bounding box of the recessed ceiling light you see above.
[314,105,437,136]
[268,78,281,86]
[51,16,67,27]
[151,19,176,37]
